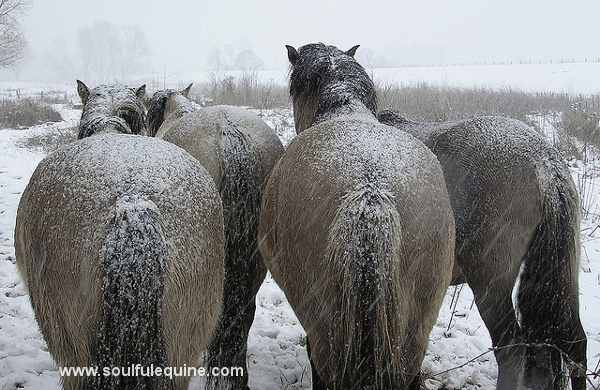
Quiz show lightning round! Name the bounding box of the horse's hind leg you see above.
[476,289,525,390]
[458,253,524,390]
[519,315,586,390]
[306,338,328,390]
[537,304,586,390]
[561,317,587,390]
[544,310,586,390]
[206,253,266,390]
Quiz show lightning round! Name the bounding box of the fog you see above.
[7,0,600,82]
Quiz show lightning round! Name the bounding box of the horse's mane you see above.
[78,84,146,139]
[147,90,176,137]
[146,89,197,137]
[78,116,132,139]
[289,43,377,120]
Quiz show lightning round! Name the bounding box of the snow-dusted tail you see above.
[517,164,586,390]
[327,184,410,389]
[206,113,266,390]
[89,195,169,390]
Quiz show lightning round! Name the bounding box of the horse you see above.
[76,80,148,138]
[146,86,284,390]
[258,43,455,390]
[14,82,225,390]
[378,110,587,389]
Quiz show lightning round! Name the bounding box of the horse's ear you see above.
[137,85,151,109]
[77,80,90,105]
[135,84,147,99]
[182,83,193,98]
[345,45,360,57]
[286,45,299,65]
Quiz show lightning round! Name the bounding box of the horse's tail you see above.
[327,183,406,389]
[218,112,264,269]
[90,194,169,389]
[517,157,586,383]
[206,110,265,388]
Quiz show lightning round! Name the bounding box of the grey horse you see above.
[14,82,225,390]
[146,86,284,390]
[378,109,586,390]
[259,43,455,390]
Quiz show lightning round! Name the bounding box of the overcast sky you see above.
[18,0,600,80]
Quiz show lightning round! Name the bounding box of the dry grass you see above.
[0,98,64,129]
[376,82,573,123]
[16,125,77,154]
[559,108,600,152]
[191,71,290,109]
[375,82,600,161]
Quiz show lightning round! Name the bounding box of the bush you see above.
[0,98,63,129]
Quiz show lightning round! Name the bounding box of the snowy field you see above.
[159,60,600,95]
[1,63,600,390]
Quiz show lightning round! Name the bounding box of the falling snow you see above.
[0,84,599,389]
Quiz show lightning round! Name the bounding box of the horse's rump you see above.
[149,99,284,389]
[260,117,454,389]
[15,134,224,389]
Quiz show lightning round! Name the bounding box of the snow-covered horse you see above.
[258,43,455,389]
[76,80,148,138]
[146,87,284,390]
[378,110,586,390]
[14,82,225,390]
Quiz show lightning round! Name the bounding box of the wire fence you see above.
[395,58,600,69]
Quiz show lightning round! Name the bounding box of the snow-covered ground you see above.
[369,61,600,95]
[1,68,600,389]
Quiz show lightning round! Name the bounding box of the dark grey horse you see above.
[378,110,586,390]
[14,82,225,390]
[259,43,455,390]
[146,87,284,390]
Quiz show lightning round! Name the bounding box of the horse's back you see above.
[158,105,283,188]
[403,116,564,264]
[278,116,451,217]
[14,134,224,371]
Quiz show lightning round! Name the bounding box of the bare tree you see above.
[77,21,151,83]
[0,0,29,67]
[45,38,79,81]
[115,25,151,81]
